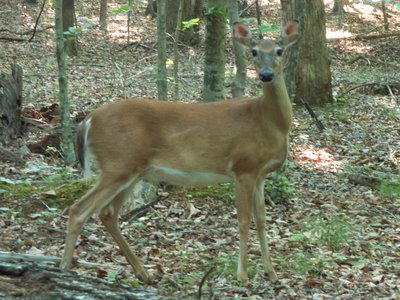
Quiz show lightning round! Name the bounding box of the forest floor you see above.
[0,1,399,299]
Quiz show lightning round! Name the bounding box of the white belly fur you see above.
[143,165,233,186]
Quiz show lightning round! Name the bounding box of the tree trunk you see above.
[157,0,168,100]
[165,0,202,45]
[332,0,343,14]
[227,0,247,98]
[166,0,190,34]
[203,0,226,102]
[145,0,157,18]
[281,0,332,105]
[63,0,78,56]
[332,0,344,28]
[55,0,76,163]
[99,0,108,30]
[281,0,303,101]
[0,64,23,143]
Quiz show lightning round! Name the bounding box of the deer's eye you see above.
[276,48,283,56]
[251,49,258,57]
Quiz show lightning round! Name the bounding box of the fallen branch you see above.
[347,174,381,189]
[0,36,26,42]
[0,251,97,268]
[0,25,54,36]
[0,146,25,165]
[328,32,400,42]
[338,82,400,98]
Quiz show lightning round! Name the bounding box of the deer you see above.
[60,21,299,284]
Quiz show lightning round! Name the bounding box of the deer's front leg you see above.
[254,179,278,282]
[235,174,255,283]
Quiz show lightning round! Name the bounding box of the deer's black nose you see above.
[259,69,274,82]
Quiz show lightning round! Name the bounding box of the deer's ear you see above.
[279,21,299,47]
[233,22,253,47]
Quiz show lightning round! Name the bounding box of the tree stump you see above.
[0,64,23,143]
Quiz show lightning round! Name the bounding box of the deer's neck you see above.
[260,75,292,134]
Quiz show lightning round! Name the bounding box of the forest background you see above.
[0,0,399,299]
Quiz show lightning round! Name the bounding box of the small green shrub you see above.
[265,174,294,204]
[379,179,400,199]
[311,217,352,250]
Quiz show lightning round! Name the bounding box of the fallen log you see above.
[0,252,166,299]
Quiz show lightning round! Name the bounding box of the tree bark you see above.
[203,0,226,102]
[55,0,76,163]
[281,0,302,101]
[0,64,23,143]
[296,0,332,104]
[157,0,168,100]
[227,0,247,98]
[281,0,332,105]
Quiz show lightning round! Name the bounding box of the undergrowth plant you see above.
[282,214,357,277]
[265,174,294,204]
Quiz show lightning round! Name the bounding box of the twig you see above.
[21,116,49,129]
[239,0,257,17]
[198,266,215,300]
[123,196,164,222]
[300,98,325,131]
[337,82,400,98]
[29,0,47,42]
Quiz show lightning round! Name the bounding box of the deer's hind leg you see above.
[99,179,151,283]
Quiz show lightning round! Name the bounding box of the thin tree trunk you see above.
[333,0,344,28]
[227,0,247,98]
[157,0,168,100]
[62,0,78,56]
[0,64,23,143]
[55,0,75,163]
[203,0,226,102]
[381,0,389,30]
[99,0,108,30]
[173,0,184,99]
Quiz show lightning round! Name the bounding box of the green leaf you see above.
[111,5,132,16]
[259,23,280,35]
[288,232,305,242]
[182,18,200,30]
